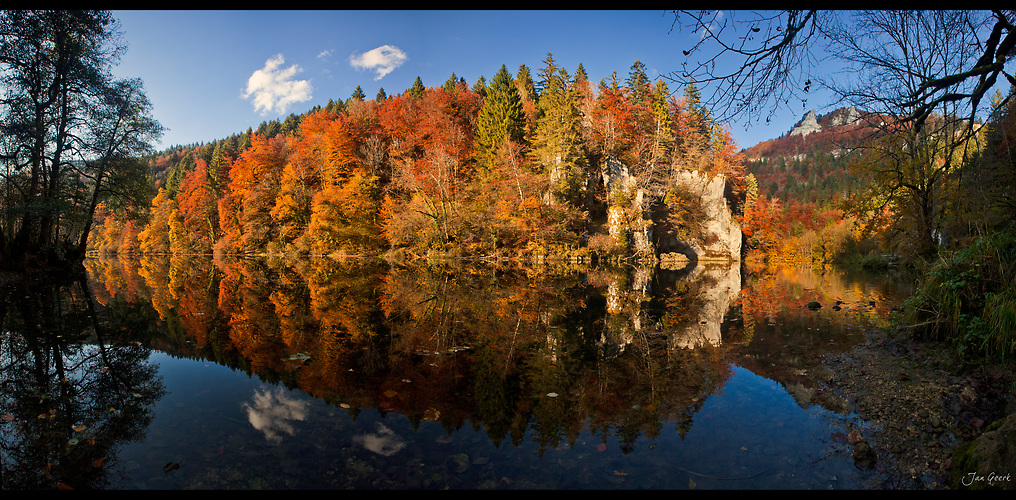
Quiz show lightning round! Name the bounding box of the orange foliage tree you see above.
[217,133,288,254]
[176,158,219,253]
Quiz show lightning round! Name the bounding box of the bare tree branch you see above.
[667,10,1016,138]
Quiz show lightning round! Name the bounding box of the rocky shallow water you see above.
[821,326,1015,489]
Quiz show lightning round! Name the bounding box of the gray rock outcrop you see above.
[790,109,821,136]
[665,170,742,262]
[951,413,1016,490]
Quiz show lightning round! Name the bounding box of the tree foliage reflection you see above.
[81,255,742,458]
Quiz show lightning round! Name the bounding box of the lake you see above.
[0,255,912,489]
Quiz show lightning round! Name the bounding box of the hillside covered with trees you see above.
[86,57,745,264]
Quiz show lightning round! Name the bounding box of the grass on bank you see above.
[900,228,1016,361]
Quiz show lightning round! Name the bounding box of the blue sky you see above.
[111,10,818,152]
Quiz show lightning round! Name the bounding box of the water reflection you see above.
[2,255,909,489]
[243,387,310,444]
[0,269,166,490]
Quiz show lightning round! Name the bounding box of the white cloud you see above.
[243,54,313,116]
[317,49,333,60]
[348,45,408,80]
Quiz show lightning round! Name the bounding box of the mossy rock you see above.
[950,413,1016,490]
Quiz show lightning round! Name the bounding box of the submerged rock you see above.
[852,441,877,470]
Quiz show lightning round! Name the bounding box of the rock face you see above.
[661,170,742,262]
[951,413,1016,490]
[790,109,821,136]
[601,157,742,263]
[790,106,862,137]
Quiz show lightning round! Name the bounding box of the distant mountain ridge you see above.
[746,106,877,159]
[743,107,878,205]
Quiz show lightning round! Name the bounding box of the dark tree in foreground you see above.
[669,10,1015,257]
[0,10,162,269]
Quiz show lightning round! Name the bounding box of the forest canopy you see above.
[85,55,745,264]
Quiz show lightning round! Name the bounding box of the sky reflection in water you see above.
[1,256,908,489]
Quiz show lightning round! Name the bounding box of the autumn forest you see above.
[83,58,745,265]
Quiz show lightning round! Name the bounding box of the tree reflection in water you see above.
[75,255,741,460]
[0,269,165,490]
[4,256,909,488]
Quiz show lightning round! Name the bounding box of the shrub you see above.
[901,228,1016,360]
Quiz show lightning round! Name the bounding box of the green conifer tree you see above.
[472,75,487,98]
[532,55,587,204]
[351,85,366,101]
[626,60,651,106]
[516,63,539,143]
[474,65,526,172]
[443,72,459,93]
[407,76,425,99]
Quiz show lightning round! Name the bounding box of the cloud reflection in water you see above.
[243,387,309,444]
[353,423,405,456]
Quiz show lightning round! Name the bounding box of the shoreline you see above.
[822,325,1015,489]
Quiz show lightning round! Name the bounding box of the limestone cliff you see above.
[602,157,743,263]
[789,106,862,137]
[654,170,742,263]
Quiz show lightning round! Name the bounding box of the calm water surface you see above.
[1,255,911,489]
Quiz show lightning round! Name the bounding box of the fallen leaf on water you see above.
[596,443,607,452]
[741,445,748,451]
[383,390,398,398]
[67,438,78,446]
[72,424,87,432]
[57,482,73,490]
[339,403,350,409]
[93,457,106,468]
[689,478,696,489]
[546,392,558,398]
[613,470,627,476]
[164,462,180,473]
[2,413,13,421]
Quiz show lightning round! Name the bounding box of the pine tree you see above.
[442,72,459,93]
[516,64,540,142]
[407,76,425,100]
[648,78,675,169]
[683,81,713,139]
[473,64,526,172]
[351,85,366,101]
[531,54,587,204]
[626,60,651,106]
[472,75,487,98]
[376,87,387,101]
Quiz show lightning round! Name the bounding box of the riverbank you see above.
[821,325,1015,489]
